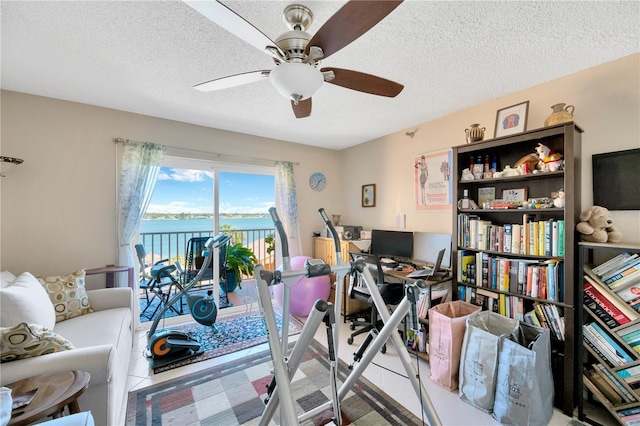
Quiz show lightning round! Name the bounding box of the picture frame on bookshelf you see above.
[494,101,529,137]
[478,187,496,208]
[502,187,528,202]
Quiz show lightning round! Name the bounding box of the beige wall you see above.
[341,53,640,243]
[1,53,638,283]
[0,92,343,284]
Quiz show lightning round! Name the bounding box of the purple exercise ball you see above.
[273,255,331,316]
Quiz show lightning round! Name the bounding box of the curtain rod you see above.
[112,138,299,165]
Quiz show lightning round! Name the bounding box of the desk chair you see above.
[135,243,183,320]
[347,252,404,351]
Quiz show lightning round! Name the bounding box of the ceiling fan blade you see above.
[291,98,312,118]
[307,0,403,59]
[183,0,285,59]
[321,68,403,97]
[194,70,270,92]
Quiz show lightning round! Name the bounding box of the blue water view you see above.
[139,217,275,261]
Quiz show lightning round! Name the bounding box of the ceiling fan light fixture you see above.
[269,62,323,104]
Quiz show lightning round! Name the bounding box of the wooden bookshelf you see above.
[451,123,582,416]
[578,242,640,425]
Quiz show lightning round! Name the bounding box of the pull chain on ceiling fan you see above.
[185,0,404,118]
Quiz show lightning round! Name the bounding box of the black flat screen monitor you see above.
[592,148,640,211]
[370,229,413,261]
[413,232,452,269]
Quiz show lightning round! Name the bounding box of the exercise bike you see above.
[146,234,231,370]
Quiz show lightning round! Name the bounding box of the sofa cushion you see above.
[0,271,16,288]
[0,272,56,329]
[0,322,75,362]
[39,270,93,322]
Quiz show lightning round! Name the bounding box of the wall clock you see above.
[309,172,326,192]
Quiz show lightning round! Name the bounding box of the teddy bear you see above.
[576,205,623,243]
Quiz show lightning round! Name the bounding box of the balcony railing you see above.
[138,228,276,279]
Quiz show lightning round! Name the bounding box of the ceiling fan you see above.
[185,0,404,118]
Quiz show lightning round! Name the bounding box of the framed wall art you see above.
[362,184,376,207]
[414,149,452,210]
[494,101,529,138]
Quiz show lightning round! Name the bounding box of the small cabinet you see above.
[313,237,369,320]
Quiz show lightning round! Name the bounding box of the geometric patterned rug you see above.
[150,307,304,374]
[127,339,423,425]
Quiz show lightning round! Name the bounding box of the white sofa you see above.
[0,271,134,426]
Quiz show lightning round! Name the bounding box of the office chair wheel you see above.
[381,344,387,354]
[347,337,354,345]
[349,323,356,330]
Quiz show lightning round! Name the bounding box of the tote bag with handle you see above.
[458,310,519,413]
[428,301,482,391]
[492,321,554,426]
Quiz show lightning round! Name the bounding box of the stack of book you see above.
[458,249,564,302]
[584,276,639,329]
[584,363,638,406]
[595,252,640,299]
[617,323,640,354]
[457,213,565,257]
[583,322,635,368]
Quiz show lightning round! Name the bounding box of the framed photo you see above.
[494,101,529,138]
[362,184,376,207]
[478,187,496,207]
[502,187,528,202]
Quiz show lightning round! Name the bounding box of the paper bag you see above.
[492,322,554,426]
[428,301,482,391]
[459,311,518,413]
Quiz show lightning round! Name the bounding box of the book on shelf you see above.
[584,291,620,329]
[609,270,640,292]
[617,365,640,385]
[590,322,635,364]
[595,363,637,403]
[584,279,632,326]
[603,257,640,284]
[616,283,640,304]
[621,412,640,425]
[593,252,638,276]
[585,275,639,321]
[583,324,626,367]
[601,254,640,281]
[618,406,640,417]
[585,368,624,404]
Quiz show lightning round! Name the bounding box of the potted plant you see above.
[264,233,276,270]
[223,242,258,291]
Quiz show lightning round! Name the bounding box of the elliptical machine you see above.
[146,234,231,370]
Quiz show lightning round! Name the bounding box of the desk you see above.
[7,371,90,426]
[85,265,134,288]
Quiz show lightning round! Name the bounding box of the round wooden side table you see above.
[7,370,90,426]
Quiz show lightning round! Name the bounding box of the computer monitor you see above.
[370,229,413,261]
[413,232,452,269]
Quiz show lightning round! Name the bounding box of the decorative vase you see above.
[465,124,486,143]
[544,103,575,126]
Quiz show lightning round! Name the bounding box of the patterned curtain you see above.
[274,161,302,260]
[117,140,166,285]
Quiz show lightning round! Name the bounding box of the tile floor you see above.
[120,292,591,426]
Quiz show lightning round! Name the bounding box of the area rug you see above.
[151,307,304,373]
[127,339,423,425]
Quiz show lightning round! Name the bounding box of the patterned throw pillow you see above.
[38,270,93,322]
[0,322,75,362]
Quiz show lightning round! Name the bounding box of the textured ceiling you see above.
[1,1,638,150]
